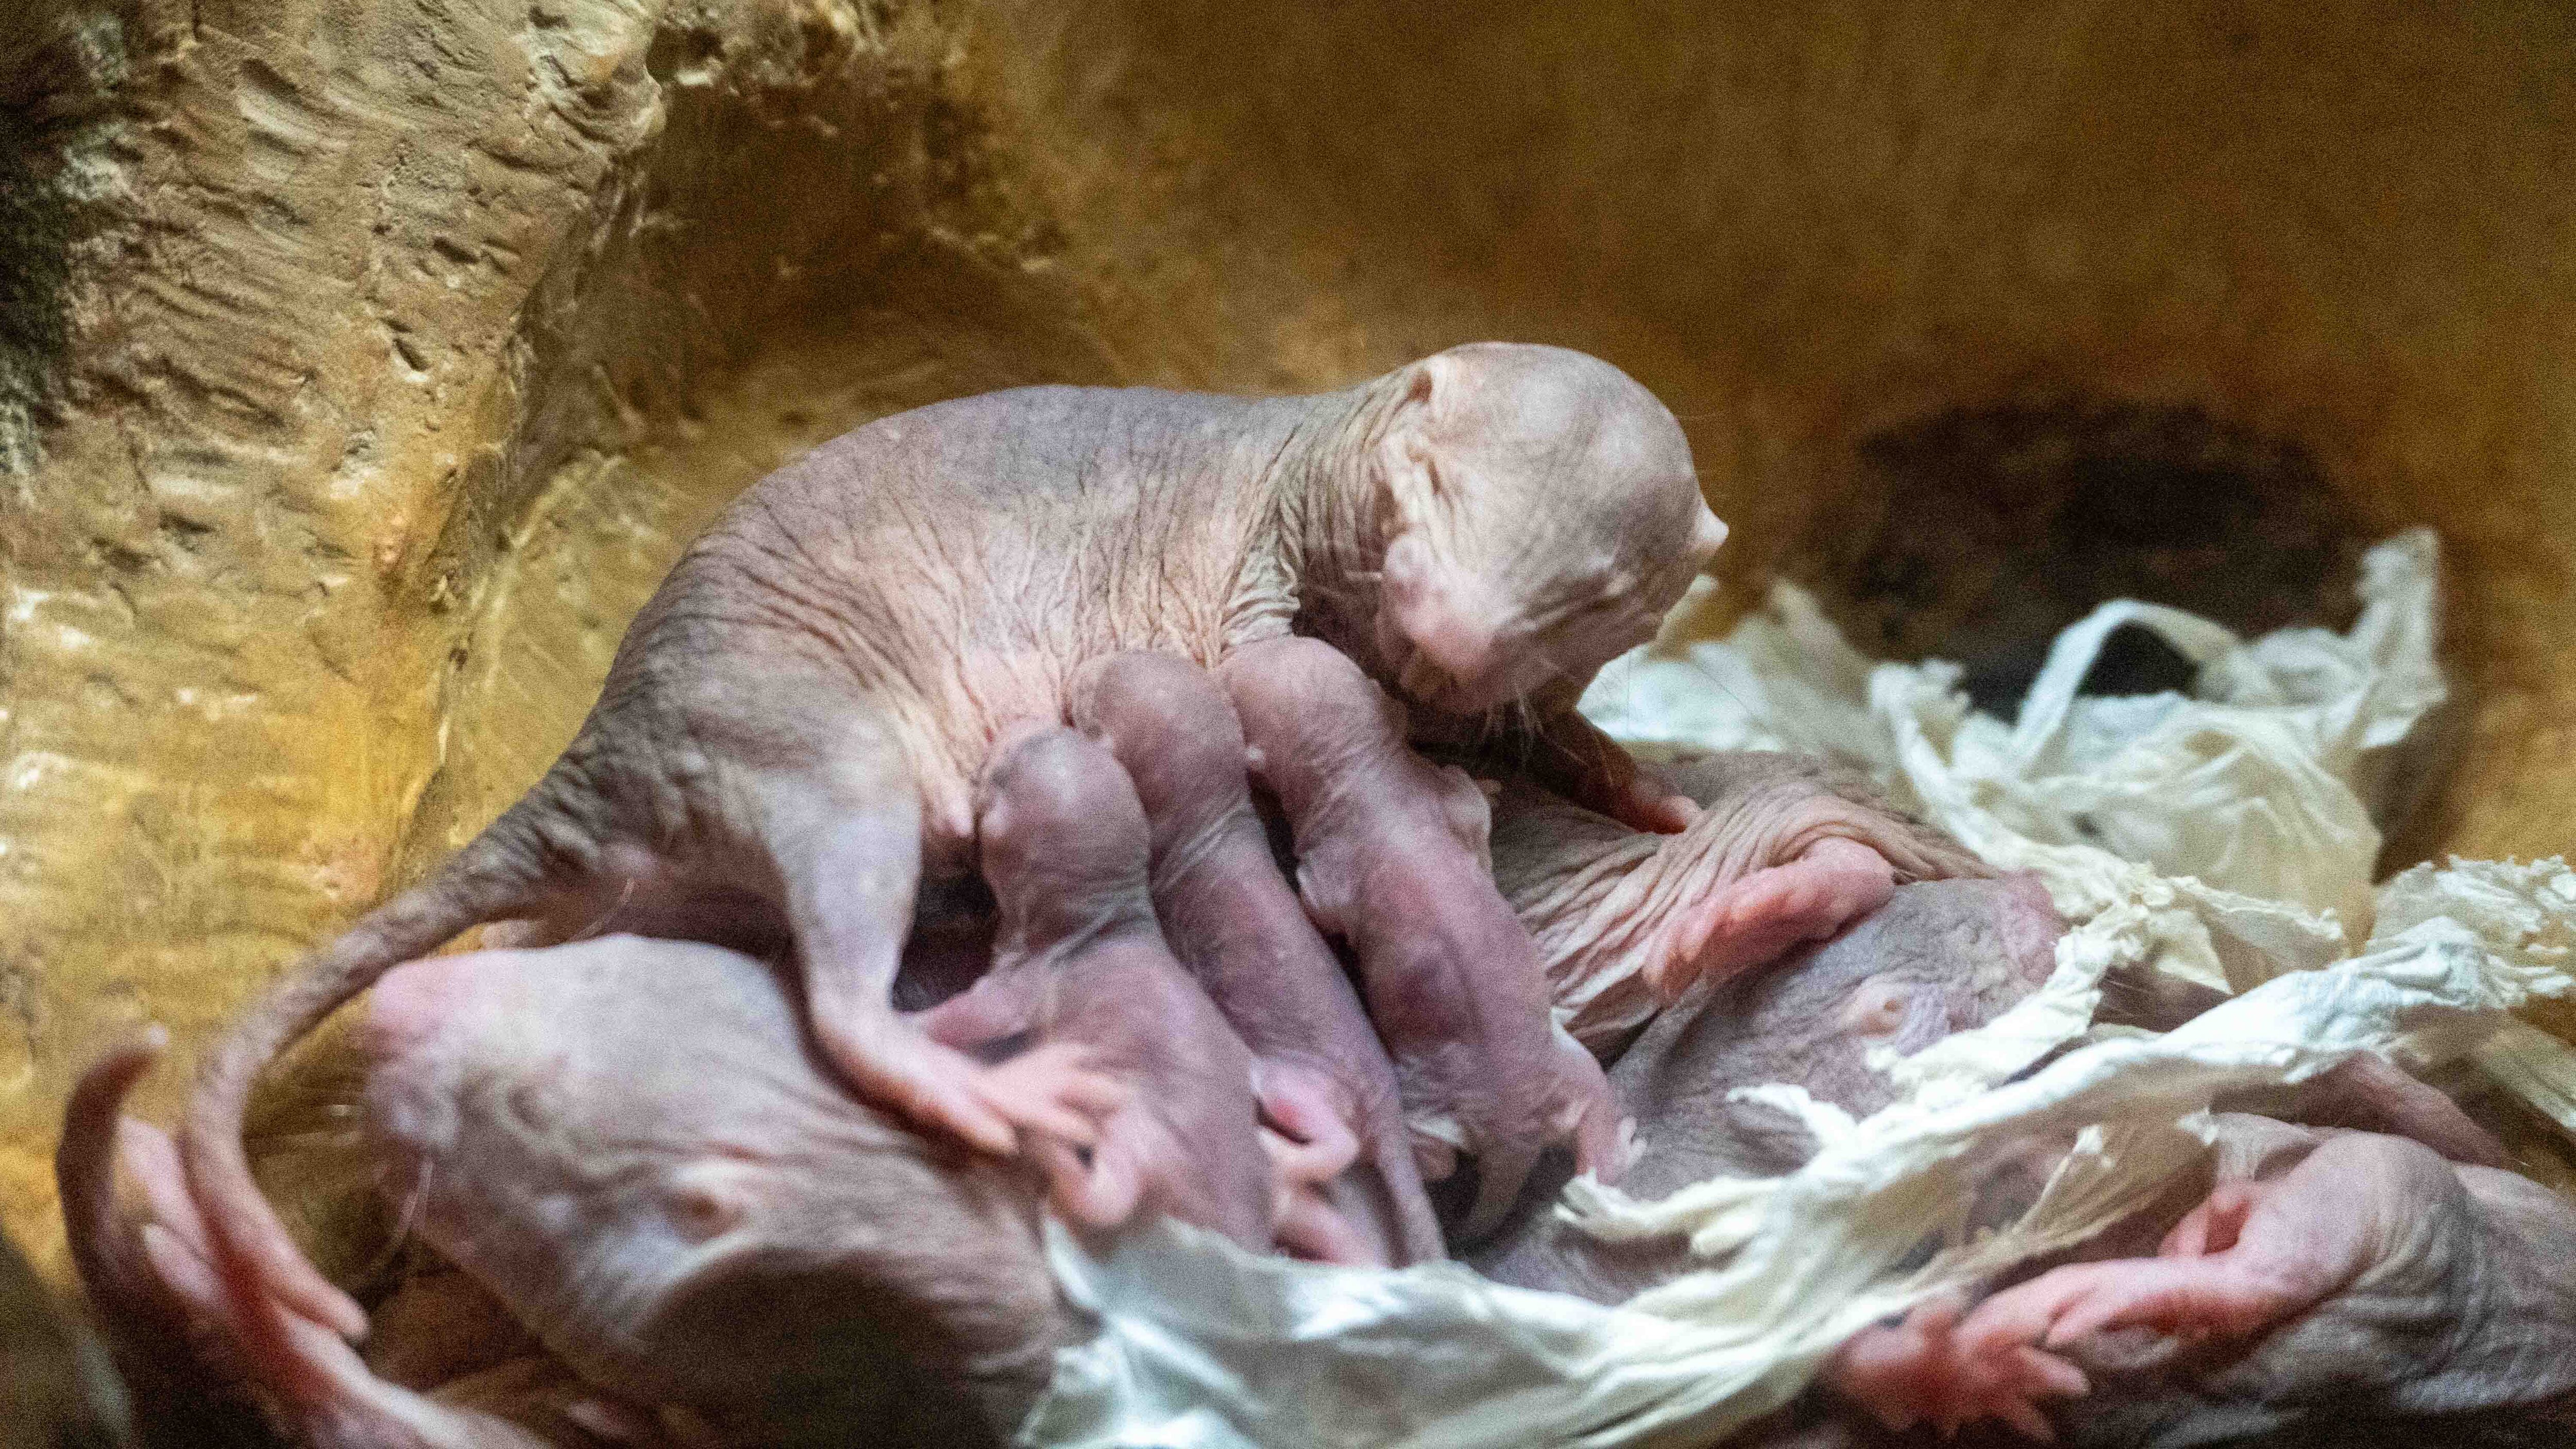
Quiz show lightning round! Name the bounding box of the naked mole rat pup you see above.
[934,663,2003,1255]
[921,723,1282,1251]
[180,343,1727,1356]
[928,673,2003,1253]
[1060,650,1445,1262]
[1215,635,1621,1238]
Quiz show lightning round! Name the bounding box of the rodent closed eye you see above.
[664,1162,753,1242]
[1839,976,1916,1039]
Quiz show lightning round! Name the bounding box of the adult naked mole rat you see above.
[179,343,1728,1353]
[1471,873,2576,1448]
[1469,875,2068,1299]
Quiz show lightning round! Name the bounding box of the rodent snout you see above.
[974,726,1151,882]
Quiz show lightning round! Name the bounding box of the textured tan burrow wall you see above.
[4,0,2573,1285]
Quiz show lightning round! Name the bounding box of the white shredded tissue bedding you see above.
[1015,530,2576,1449]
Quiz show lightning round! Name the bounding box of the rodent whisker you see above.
[354,1158,434,1288]
[568,878,639,945]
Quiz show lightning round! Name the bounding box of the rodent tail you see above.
[177,821,549,1358]
[58,1031,277,1446]
[65,1021,563,1447]
[58,1032,187,1372]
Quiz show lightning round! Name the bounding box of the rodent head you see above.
[1618,878,2062,1171]
[973,725,1159,956]
[1366,343,1725,717]
[362,939,1062,1439]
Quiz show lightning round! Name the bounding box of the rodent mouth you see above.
[1395,645,1469,709]
[1379,607,1565,717]
[1431,650,1566,718]
[1395,645,1518,716]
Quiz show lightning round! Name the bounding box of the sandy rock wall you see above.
[0,0,1115,1275]
[5,0,2574,1281]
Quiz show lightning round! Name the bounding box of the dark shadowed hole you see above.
[2077,622,2202,701]
[1795,402,2369,719]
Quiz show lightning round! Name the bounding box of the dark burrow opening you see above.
[1795,401,2370,718]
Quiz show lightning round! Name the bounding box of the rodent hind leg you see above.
[761,735,1097,1159]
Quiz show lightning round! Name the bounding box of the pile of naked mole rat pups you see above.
[48,346,2576,1448]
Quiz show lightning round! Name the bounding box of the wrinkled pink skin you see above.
[918,725,1282,1251]
[177,343,1723,1370]
[1218,635,1622,1240]
[1066,651,1444,1264]
[1483,749,1996,1051]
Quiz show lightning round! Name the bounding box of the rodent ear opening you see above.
[1386,352,1464,449]
[1375,423,1449,542]
[1402,360,1438,411]
[1838,975,1915,1039]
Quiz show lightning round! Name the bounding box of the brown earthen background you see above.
[4,0,2573,1284]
